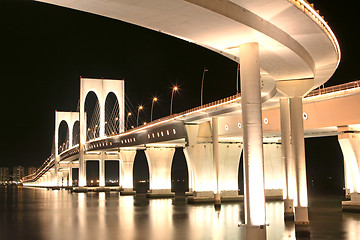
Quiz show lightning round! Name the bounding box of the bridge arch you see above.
[54,111,79,155]
[105,91,121,136]
[80,78,124,141]
[84,91,100,141]
[58,120,69,152]
[72,120,80,146]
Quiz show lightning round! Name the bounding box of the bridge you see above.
[25,0,347,238]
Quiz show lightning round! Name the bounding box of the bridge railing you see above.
[306,80,360,98]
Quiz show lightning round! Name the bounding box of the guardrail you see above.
[306,80,360,98]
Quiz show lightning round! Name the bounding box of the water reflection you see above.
[1,187,360,240]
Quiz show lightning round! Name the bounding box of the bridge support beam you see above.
[212,117,221,207]
[263,143,284,200]
[145,147,175,198]
[338,131,360,211]
[120,149,137,195]
[277,79,313,237]
[68,162,73,187]
[184,123,216,203]
[99,152,105,187]
[240,42,267,240]
[279,98,295,221]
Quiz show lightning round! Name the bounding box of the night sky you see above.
[1,0,359,191]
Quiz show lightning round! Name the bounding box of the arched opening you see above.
[86,160,99,186]
[105,160,119,186]
[72,121,80,146]
[133,150,149,193]
[105,92,120,136]
[58,120,69,153]
[238,150,244,195]
[85,91,100,141]
[171,148,189,194]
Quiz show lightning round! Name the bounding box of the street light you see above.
[137,105,143,127]
[170,85,179,115]
[201,67,208,106]
[126,112,132,130]
[151,97,158,122]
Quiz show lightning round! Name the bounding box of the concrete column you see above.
[289,97,310,236]
[79,79,87,187]
[240,42,266,239]
[276,79,313,237]
[120,149,137,195]
[263,143,284,200]
[212,117,221,207]
[184,123,215,202]
[338,132,360,211]
[45,172,50,186]
[99,152,105,187]
[54,112,59,187]
[182,147,195,194]
[69,162,73,187]
[218,143,243,200]
[280,98,295,220]
[145,147,175,198]
[62,171,69,187]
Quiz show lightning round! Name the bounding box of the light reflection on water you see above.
[1,186,360,240]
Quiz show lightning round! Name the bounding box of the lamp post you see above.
[151,97,158,122]
[170,86,179,115]
[201,67,208,106]
[137,106,143,127]
[126,112,132,130]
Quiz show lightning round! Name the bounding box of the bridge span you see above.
[27,0,344,238]
[24,79,360,225]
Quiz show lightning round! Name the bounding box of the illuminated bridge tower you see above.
[79,78,125,187]
[54,111,79,186]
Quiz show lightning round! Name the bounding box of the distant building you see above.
[12,166,25,182]
[0,167,10,183]
[28,167,37,175]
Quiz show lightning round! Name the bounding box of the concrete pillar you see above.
[338,131,360,211]
[58,172,64,186]
[54,112,59,187]
[289,97,309,236]
[69,163,73,187]
[145,147,176,198]
[120,149,137,195]
[184,123,216,202]
[240,42,267,239]
[62,171,69,187]
[99,152,105,187]
[79,79,87,187]
[212,117,221,207]
[277,79,313,237]
[263,143,284,200]
[182,147,195,194]
[279,98,295,220]
[218,143,243,200]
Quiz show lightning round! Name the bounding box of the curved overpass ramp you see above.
[37,0,340,98]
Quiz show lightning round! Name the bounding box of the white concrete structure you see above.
[79,78,125,187]
[28,1,342,238]
[55,111,79,186]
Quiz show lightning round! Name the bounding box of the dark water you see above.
[0,186,359,240]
